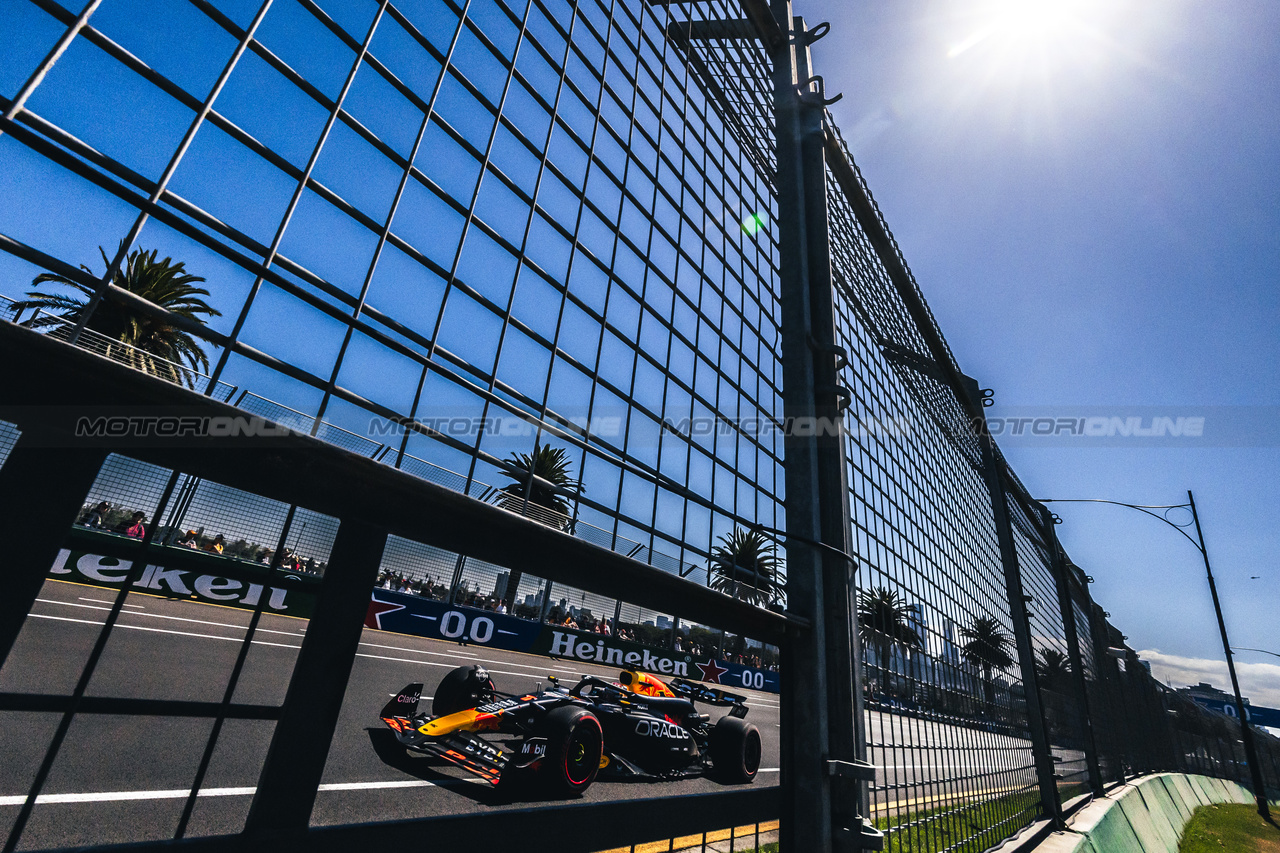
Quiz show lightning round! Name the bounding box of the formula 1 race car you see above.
[378,665,762,794]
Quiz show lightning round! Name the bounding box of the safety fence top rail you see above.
[0,320,788,646]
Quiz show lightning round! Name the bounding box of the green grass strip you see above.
[1178,803,1280,853]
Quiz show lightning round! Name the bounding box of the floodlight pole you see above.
[1187,491,1270,819]
[1042,492,1270,818]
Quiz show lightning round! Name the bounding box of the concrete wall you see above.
[1037,774,1276,853]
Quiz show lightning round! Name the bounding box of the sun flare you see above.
[947,0,1107,60]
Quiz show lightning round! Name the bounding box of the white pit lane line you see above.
[78,597,144,608]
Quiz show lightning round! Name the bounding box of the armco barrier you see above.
[366,588,781,693]
[1035,773,1278,853]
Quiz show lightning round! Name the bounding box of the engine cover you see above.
[600,707,697,773]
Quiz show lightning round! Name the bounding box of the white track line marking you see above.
[78,598,144,608]
[353,652,547,680]
[36,599,305,637]
[0,780,437,807]
[26,614,301,649]
[32,606,781,708]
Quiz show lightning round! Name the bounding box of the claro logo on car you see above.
[549,631,690,677]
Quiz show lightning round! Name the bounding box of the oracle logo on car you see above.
[548,631,689,676]
[634,719,689,740]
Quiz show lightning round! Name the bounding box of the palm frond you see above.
[709,528,779,605]
[19,242,220,379]
[500,441,581,514]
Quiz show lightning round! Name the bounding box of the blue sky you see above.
[1,0,1275,708]
[816,0,1280,705]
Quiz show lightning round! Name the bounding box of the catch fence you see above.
[0,1,1277,852]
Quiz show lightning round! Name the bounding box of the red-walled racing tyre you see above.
[540,705,603,794]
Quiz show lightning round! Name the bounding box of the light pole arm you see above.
[1037,491,1270,819]
[1039,498,1203,551]
[1234,647,1280,661]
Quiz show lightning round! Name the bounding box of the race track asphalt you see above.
[0,580,1068,849]
[0,580,779,849]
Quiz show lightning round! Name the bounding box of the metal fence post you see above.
[771,3,877,849]
[244,518,388,842]
[0,433,107,668]
[970,402,1062,827]
[1086,603,1123,783]
[1037,506,1105,797]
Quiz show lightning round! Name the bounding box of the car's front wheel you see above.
[540,706,603,795]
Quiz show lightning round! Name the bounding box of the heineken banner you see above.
[366,589,780,694]
[50,549,316,618]
[47,555,776,693]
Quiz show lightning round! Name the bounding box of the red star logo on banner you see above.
[697,659,729,684]
[365,595,406,630]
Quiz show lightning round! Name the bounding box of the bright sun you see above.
[947,0,1109,61]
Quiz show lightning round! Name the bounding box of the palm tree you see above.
[12,243,220,387]
[497,441,580,611]
[961,616,1014,713]
[856,587,922,698]
[1035,647,1073,741]
[1035,648,1071,694]
[709,528,779,607]
[499,441,579,517]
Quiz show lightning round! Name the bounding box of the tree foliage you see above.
[961,616,1014,711]
[857,586,923,649]
[960,616,1014,671]
[1035,648,1071,692]
[709,528,779,606]
[13,243,220,387]
[500,441,580,515]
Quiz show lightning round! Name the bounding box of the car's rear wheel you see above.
[432,665,495,717]
[540,706,603,794]
[709,716,761,783]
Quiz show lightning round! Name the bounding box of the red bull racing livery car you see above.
[379,665,762,795]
